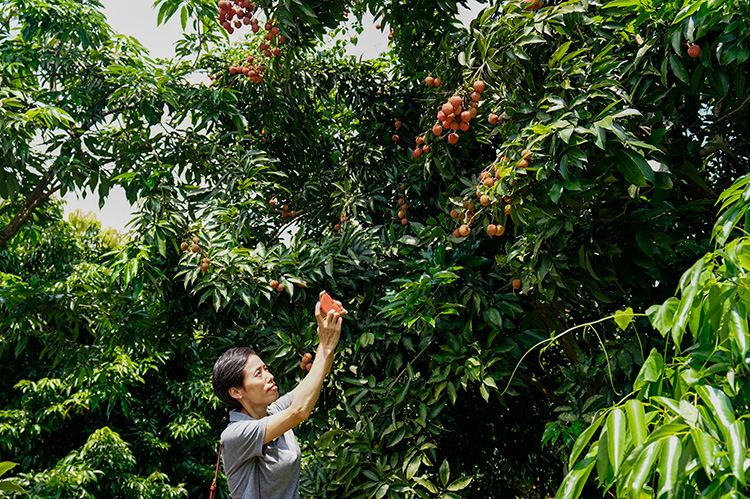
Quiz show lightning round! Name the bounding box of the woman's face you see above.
[237,354,279,407]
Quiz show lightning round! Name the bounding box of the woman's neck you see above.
[241,403,268,420]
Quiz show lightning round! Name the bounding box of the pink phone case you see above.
[320,291,347,315]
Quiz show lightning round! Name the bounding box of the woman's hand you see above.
[315,291,343,353]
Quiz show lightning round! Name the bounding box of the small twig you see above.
[386,336,437,395]
[715,94,750,124]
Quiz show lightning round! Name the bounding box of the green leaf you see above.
[0,463,16,478]
[597,425,610,483]
[613,150,647,187]
[0,481,26,492]
[405,456,421,480]
[180,5,188,30]
[446,476,473,491]
[627,441,662,498]
[556,444,598,499]
[446,381,457,405]
[414,477,438,494]
[375,483,389,499]
[614,307,635,331]
[672,1,703,25]
[656,435,681,498]
[602,0,642,7]
[690,427,717,477]
[622,149,656,183]
[727,302,749,358]
[725,420,746,484]
[484,308,503,327]
[549,41,572,67]
[569,414,605,465]
[696,385,735,427]
[647,297,680,337]
[634,349,664,392]
[625,400,647,448]
[671,284,698,349]
[607,408,626,475]
[439,459,450,487]
[669,55,690,84]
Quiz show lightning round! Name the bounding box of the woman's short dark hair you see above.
[212,347,256,410]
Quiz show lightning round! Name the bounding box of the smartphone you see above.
[320,291,347,316]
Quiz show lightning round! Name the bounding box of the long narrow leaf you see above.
[690,427,717,477]
[569,414,606,465]
[657,435,682,497]
[696,385,735,427]
[607,409,627,475]
[724,420,747,484]
[556,444,598,499]
[625,400,647,448]
[727,302,749,358]
[627,441,663,498]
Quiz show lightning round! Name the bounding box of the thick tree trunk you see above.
[0,172,58,248]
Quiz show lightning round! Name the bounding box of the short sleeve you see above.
[221,417,268,467]
[268,391,294,415]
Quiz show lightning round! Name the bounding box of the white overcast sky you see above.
[62,0,482,233]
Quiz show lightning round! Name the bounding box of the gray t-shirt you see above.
[221,392,301,499]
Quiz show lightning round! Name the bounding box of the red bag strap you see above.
[209,443,223,499]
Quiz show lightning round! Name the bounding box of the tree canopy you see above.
[1,0,750,497]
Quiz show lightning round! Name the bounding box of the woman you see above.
[211,293,344,499]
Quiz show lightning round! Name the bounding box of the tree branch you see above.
[0,171,60,248]
[516,372,566,405]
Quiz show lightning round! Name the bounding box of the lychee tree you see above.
[3,0,750,497]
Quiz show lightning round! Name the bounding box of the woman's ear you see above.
[229,386,243,401]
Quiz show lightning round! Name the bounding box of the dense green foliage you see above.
[1,0,749,497]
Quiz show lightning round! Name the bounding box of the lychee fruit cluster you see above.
[412,135,430,158]
[396,197,409,226]
[424,75,442,87]
[218,0,255,34]
[180,236,212,272]
[299,352,313,371]
[334,215,348,233]
[270,198,298,221]
[230,55,265,83]
[450,201,474,238]
[269,278,285,293]
[431,80,486,145]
